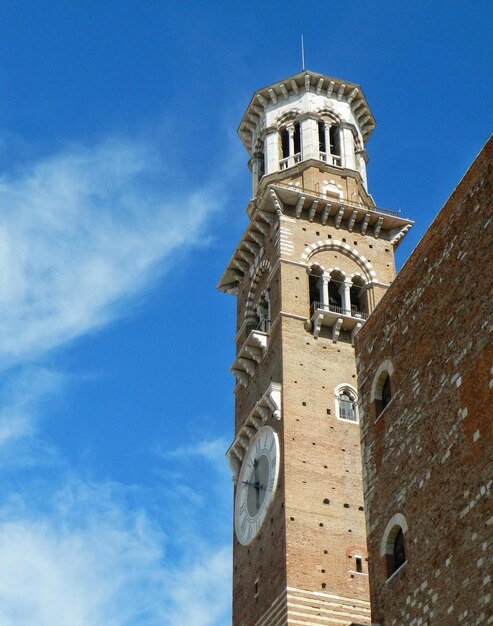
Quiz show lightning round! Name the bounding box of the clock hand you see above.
[242,479,264,489]
[255,459,263,509]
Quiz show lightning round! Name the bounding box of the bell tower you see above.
[218,70,412,626]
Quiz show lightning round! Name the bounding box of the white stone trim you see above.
[275,107,303,128]
[370,359,395,402]
[231,330,269,387]
[334,383,359,422]
[380,513,408,556]
[253,586,371,626]
[301,239,377,282]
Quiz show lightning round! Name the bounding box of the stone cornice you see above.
[217,179,413,295]
[238,70,376,154]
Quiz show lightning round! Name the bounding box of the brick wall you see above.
[355,136,493,625]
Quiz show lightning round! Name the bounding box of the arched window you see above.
[381,514,408,579]
[328,270,344,310]
[339,391,357,421]
[335,385,358,422]
[329,125,341,164]
[371,360,395,418]
[350,276,368,316]
[280,122,302,169]
[385,526,406,578]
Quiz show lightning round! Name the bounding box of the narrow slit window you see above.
[381,375,391,409]
[293,122,301,155]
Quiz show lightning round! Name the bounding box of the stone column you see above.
[324,122,332,162]
[321,276,330,309]
[250,153,262,197]
[265,128,280,175]
[343,280,352,315]
[288,125,295,167]
[341,126,356,170]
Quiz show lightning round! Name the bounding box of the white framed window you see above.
[381,513,408,580]
[334,384,358,423]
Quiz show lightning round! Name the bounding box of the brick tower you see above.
[218,70,412,626]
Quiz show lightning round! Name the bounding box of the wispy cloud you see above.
[0,136,219,368]
[0,134,221,448]
[0,477,230,626]
[158,437,229,465]
[0,366,64,446]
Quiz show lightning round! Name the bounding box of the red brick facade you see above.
[355,137,493,625]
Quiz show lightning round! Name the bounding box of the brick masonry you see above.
[355,136,493,625]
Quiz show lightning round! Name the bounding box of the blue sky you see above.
[0,2,491,624]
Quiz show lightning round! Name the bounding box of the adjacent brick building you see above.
[355,136,492,625]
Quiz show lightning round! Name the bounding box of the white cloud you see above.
[0,137,219,368]
[0,134,232,625]
[0,367,65,447]
[0,135,221,448]
[158,437,229,466]
[165,547,231,626]
[0,478,231,626]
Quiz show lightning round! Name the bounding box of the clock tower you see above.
[218,70,412,626]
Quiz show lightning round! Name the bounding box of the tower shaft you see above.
[219,71,412,626]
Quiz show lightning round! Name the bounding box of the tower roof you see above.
[238,70,376,154]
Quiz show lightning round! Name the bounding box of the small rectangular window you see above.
[356,557,362,573]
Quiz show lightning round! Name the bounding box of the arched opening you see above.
[309,265,323,315]
[330,125,341,164]
[339,391,356,421]
[328,270,344,311]
[385,526,406,578]
[280,122,301,169]
[350,276,368,316]
[381,514,408,579]
[371,361,394,418]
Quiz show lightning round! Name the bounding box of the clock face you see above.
[234,426,280,546]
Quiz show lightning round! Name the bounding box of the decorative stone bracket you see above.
[310,307,364,344]
[231,330,269,387]
[226,382,282,482]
